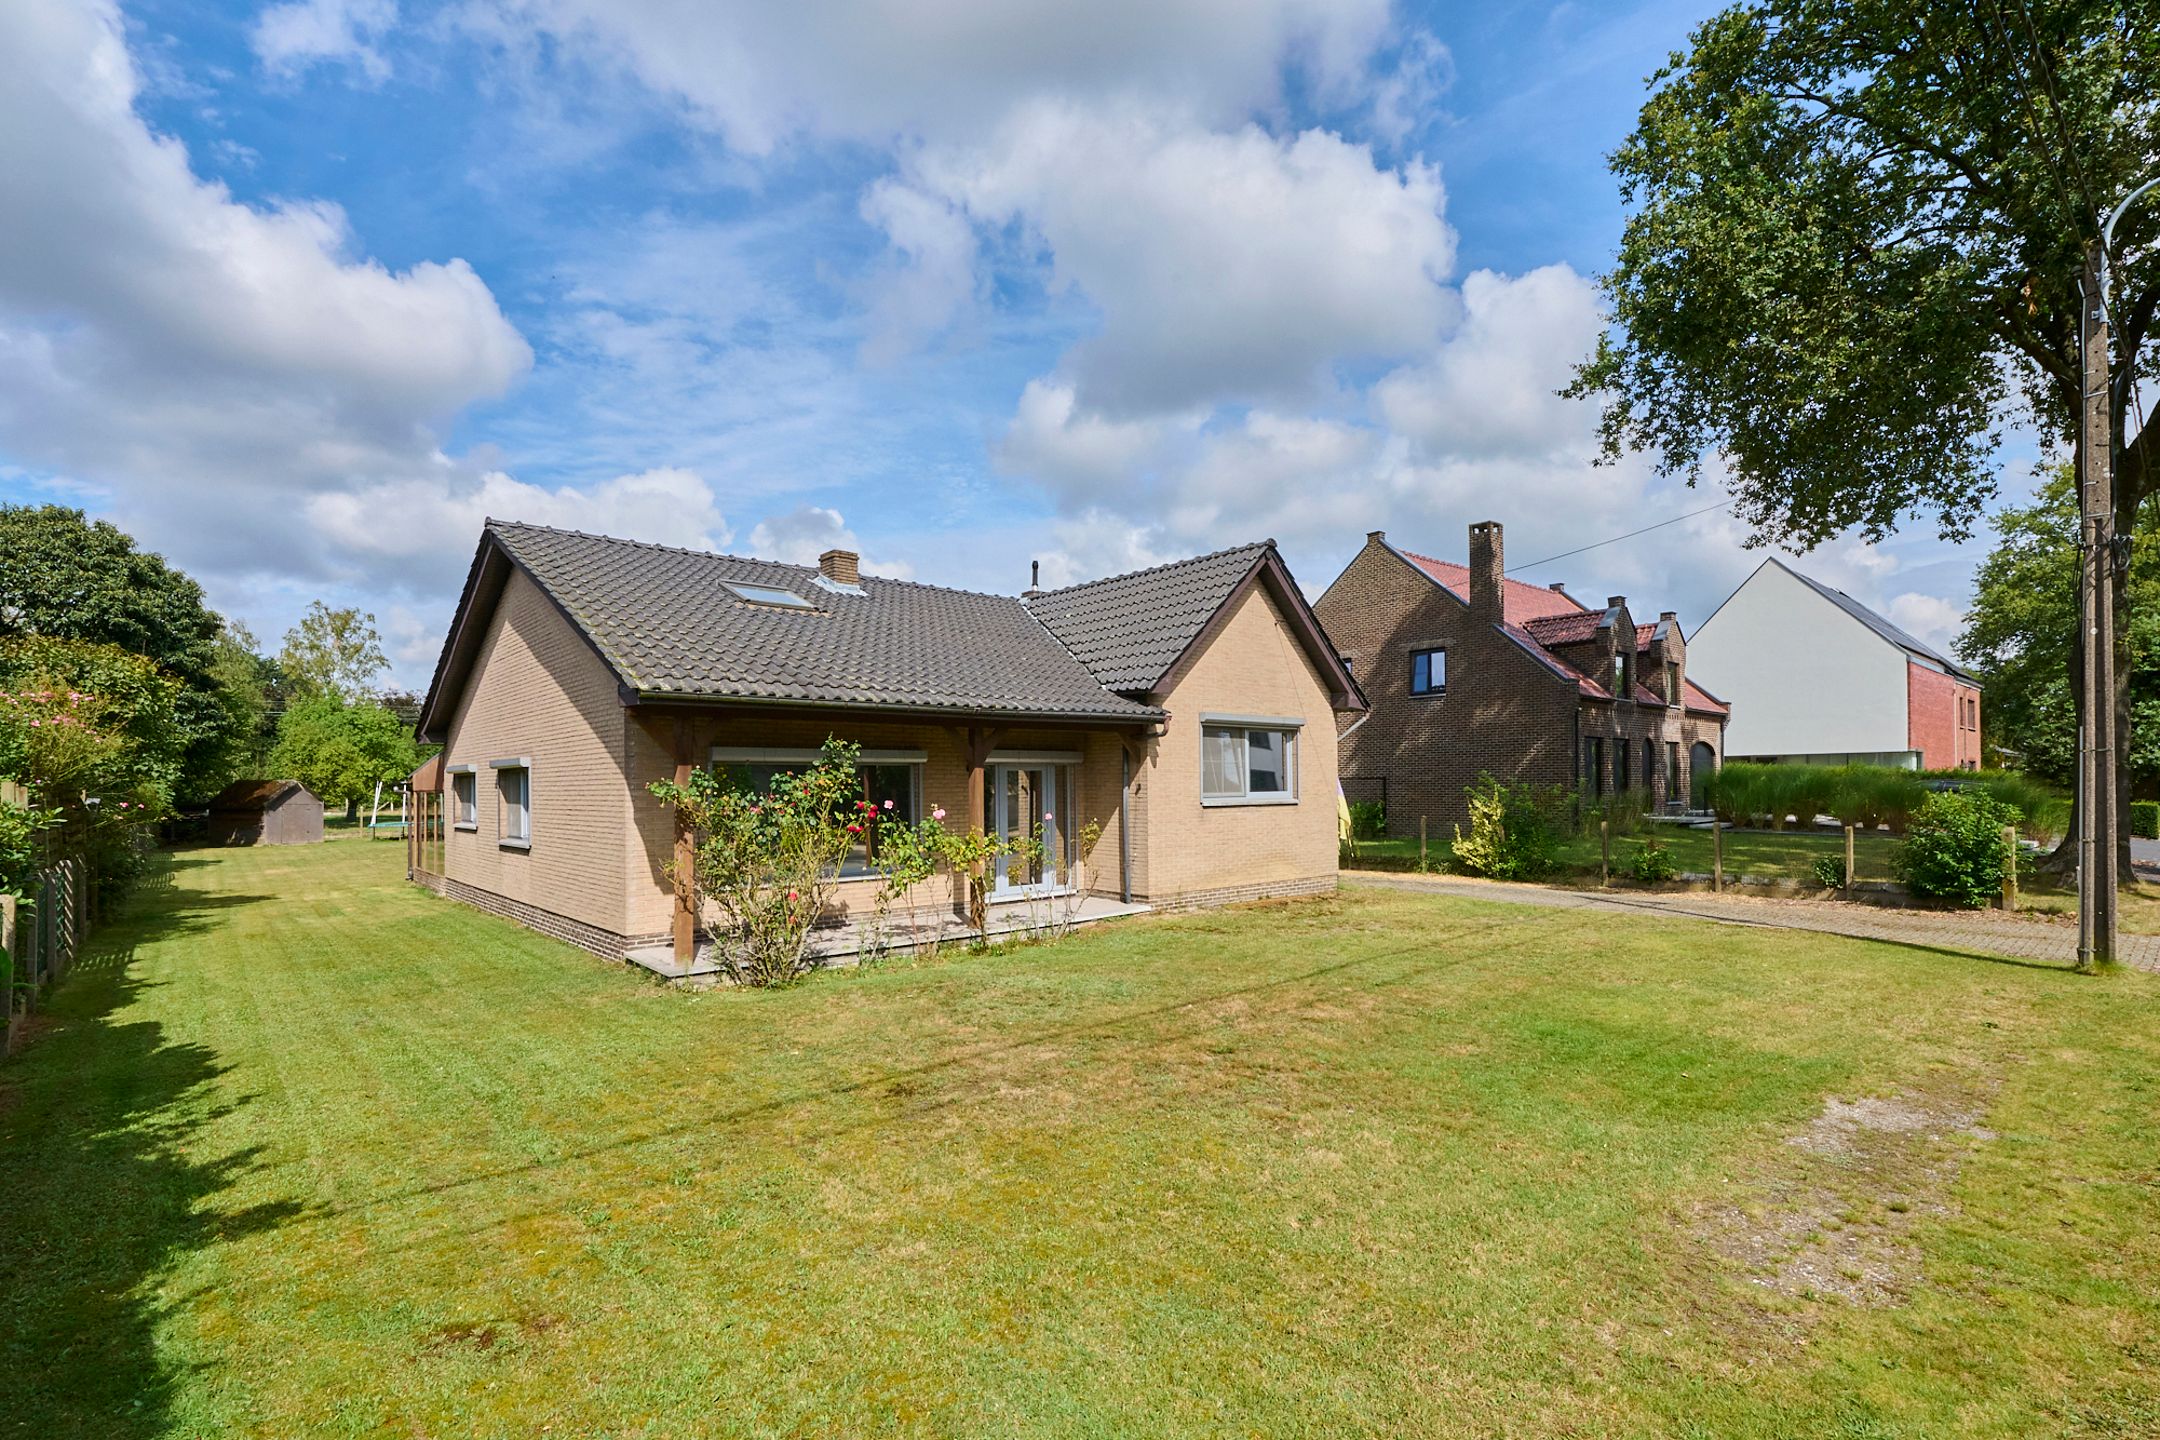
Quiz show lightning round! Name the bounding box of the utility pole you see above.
[2077,238,2117,972]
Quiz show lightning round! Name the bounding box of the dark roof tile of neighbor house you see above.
[1023,542,1275,694]
[480,521,1165,721]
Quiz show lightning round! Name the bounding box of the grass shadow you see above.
[0,858,302,1439]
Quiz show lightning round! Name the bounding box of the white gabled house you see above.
[1689,559,1982,771]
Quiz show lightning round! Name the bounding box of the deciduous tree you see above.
[279,602,388,702]
[1571,0,2158,863]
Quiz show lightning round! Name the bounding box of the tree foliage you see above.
[1572,0,2158,547]
[267,696,418,815]
[1958,467,2160,787]
[0,636,187,895]
[280,602,388,702]
[0,505,258,802]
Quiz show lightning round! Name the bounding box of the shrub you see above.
[1579,785,1654,838]
[649,738,865,986]
[2132,800,2159,841]
[1892,789,2021,908]
[1626,837,1678,883]
[1347,800,1386,841]
[1450,775,1568,880]
[1811,853,1847,890]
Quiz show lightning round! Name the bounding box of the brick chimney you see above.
[1467,521,1504,625]
[818,548,860,587]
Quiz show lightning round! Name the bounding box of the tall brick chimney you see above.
[818,548,860,587]
[1467,521,1504,625]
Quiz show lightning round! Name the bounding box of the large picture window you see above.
[1200,720,1299,805]
[709,747,924,876]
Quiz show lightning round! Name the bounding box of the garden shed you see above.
[208,780,325,846]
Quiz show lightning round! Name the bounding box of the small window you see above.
[1201,723,1300,805]
[451,770,477,830]
[1666,662,1681,706]
[1410,648,1446,695]
[723,580,814,609]
[1617,742,1632,793]
[1585,737,1605,798]
[495,762,530,848]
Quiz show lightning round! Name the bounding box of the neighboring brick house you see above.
[1689,558,1981,770]
[1313,522,1730,836]
[413,521,1363,970]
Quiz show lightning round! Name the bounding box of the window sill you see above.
[453,822,478,832]
[1202,794,1299,808]
[1410,689,1447,699]
[499,838,531,851]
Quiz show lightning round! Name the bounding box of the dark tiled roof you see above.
[1401,552,1587,622]
[487,522,1161,721]
[1776,561,1978,682]
[1024,543,1273,694]
[210,779,309,812]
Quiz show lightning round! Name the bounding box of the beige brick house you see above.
[1314,521,1729,836]
[412,522,1363,967]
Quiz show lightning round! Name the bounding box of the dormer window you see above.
[724,580,814,609]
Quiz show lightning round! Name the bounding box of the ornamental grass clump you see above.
[649,738,863,987]
[1892,789,2021,909]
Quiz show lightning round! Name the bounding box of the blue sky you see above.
[0,0,2035,688]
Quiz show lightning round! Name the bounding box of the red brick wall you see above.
[1906,662,1981,769]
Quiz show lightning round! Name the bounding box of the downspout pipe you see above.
[1119,747,1133,904]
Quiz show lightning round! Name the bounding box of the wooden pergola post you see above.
[672,717,698,965]
[961,725,1002,929]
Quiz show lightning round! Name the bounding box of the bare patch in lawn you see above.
[1700,1083,1994,1310]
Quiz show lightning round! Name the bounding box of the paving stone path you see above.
[1345,870,2160,972]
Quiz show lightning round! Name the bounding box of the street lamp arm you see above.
[2099,174,2160,315]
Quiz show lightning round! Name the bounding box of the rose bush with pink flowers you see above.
[648,738,864,987]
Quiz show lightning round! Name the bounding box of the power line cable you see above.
[1508,500,1735,574]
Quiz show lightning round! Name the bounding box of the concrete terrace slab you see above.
[627,896,1153,981]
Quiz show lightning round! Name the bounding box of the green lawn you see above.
[1347,824,1903,883]
[5,843,2159,1437]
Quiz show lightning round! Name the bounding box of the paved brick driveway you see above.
[1345,871,2160,972]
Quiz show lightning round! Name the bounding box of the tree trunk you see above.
[346,797,360,822]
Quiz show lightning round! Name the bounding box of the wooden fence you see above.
[3,859,85,1056]
[2,778,96,1057]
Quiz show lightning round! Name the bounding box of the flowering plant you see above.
[648,738,863,986]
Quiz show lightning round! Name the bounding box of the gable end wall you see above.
[438,568,637,942]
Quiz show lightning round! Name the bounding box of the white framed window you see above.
[492,759,531,848]
[449,767,478,830]
[1410,647,1446,696]
[1200,716,1301,806]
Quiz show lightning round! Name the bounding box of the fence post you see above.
[1600,819,1610,888]
[1,893,14,1055]
[1844,824,1856,891]
[1712,821,1723,892]
[1418,815,1427,873]
[2001,824,2019,911]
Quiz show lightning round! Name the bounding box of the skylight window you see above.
[724,581,814,609]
